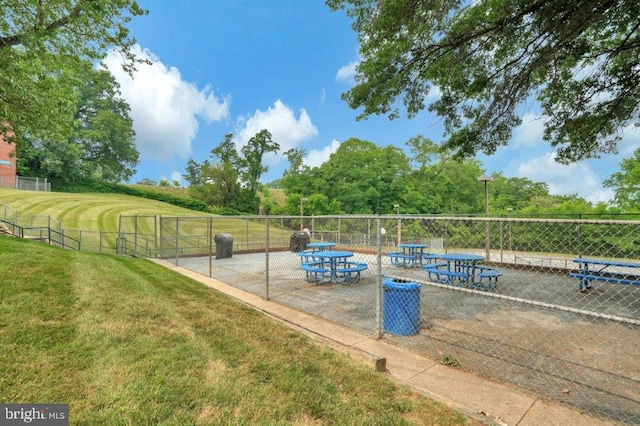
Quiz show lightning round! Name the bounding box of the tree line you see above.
[181,134,638,217]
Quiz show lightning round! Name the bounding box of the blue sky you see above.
[103,0,640,204]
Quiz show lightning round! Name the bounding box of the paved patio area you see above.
[173,250,640,423]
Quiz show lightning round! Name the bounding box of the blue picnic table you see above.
[301,250,368,284]
[570,258,640,291]
[297,242,337,263]
[424,253,502,290]
[388,243,430,267]
[308,242,337,252]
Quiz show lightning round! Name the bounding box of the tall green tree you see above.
[308,138,411,214]
[281,147,310,195]
[187,131,279,213]
[241,129,280,194]
[237,129,279,212]
[519,194,594,216]
[404,136,486,214]
[603,148,640,210]
[211,133,242,166]
[490,174,549,212]
[194,160,240,208]
[73,66,138,181]
[328,0,640,163]
[190,134,243,209]
[182,158,204,186]
[1,0,147,145]
[17,66,139,183]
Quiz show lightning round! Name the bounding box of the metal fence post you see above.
[208,217,213,278]
[175,217,179,266]
[500,219,504,263]
[134,216,138,256]
[265,217,270,300]
[158,215,163,259]
[154,215,158,258]
[376,217,383,339]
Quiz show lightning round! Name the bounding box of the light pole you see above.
[393,204,401,245]
[477,175,493,261]
[300,197,307,231]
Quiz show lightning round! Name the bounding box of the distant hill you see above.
[260,187,286,206]
[128,184,190,198]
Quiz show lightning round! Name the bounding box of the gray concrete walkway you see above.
[152,259,620,426]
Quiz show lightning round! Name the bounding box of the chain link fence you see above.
[160,214,640,425]
[15,176,51,191]
[2,205,639,423]
[1,204,117,253]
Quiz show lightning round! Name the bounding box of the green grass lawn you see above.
[0,189,294,253]
[0,188,209,231]
[0,236,473,425]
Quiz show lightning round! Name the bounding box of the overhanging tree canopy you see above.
[327,0,640,163]
[603,148,640,209]
[0,0,147,143]
[17,65,139,184]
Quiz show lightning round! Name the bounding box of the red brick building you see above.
[0,133,16,188]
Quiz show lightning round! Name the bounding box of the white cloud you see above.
[235,100,319,166]
[517,154,614,203]
[170,171,183,185]
[159,171,183,186]
[103,45,230,162]
[426,85,442,101]
[305,139,340,168]
[617,123,640,157]
[513,113,545,149]
[336,61,358,82]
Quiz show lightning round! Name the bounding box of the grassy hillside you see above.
[0,188,210,232]
[260,187,287,205]
[0,236,471,425]
[128,183,190,198]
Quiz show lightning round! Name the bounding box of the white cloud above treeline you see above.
[305,139,340,168]
[103,44,230,162]
[517,154,614,204]
[235,100,319,167]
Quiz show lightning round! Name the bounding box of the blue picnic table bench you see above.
[300,250,368,285]
[387,243,431,268]
[570,258,640,291]
[423,253,502,291]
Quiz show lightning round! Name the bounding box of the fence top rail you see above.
[18,226,52,231]
[159,214,640,225]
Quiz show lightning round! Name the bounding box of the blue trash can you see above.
[383,278,421,336]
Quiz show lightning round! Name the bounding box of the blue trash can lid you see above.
[383,279,420,290]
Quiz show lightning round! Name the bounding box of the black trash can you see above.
[214,233,233,259]
[383,278,421,336]
[289,231,310,252]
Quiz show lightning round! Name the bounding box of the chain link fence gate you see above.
[118,215,158,257]
[149,214,639,424]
